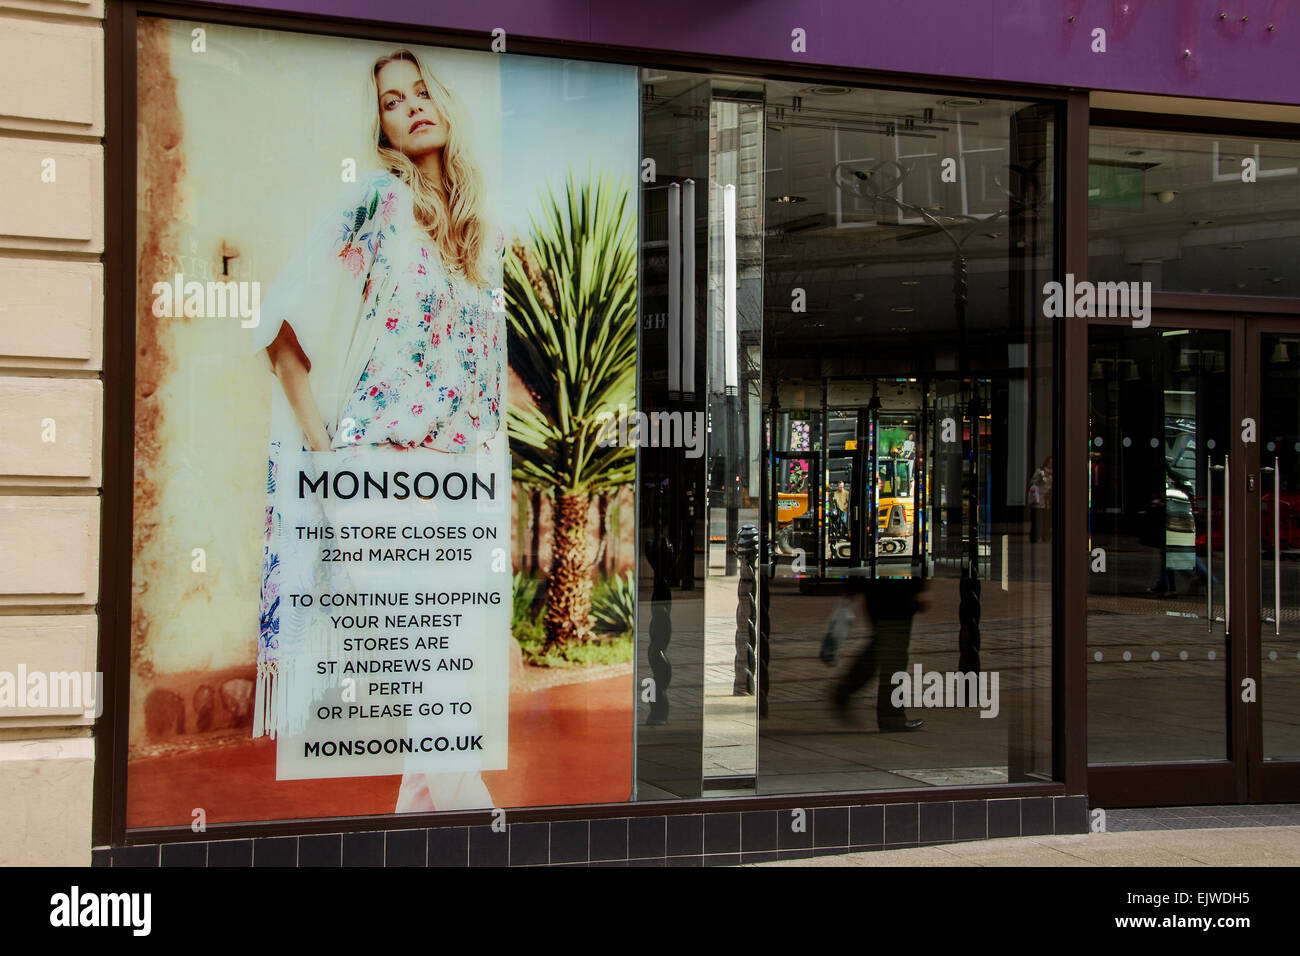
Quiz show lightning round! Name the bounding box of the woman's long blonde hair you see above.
[370,49,488,287]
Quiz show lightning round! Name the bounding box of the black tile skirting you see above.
[95,794,1089,867]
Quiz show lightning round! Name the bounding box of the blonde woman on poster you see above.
[253,49,504,812]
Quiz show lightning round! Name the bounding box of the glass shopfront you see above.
[1086,125,1300,807]
[104,6,1300,852]
[634,72,1057,801]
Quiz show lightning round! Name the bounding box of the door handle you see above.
[1262,458,1281,635]
[1208,457,1229,633]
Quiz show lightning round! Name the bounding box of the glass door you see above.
[1089,314,1300,806]
[1248,319,1300,801]
[1086,317,1240,805]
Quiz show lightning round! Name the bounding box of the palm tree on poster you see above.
[505,172,637,650]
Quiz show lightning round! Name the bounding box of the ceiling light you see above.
[939,97,984,109]
[1155,190,1177,203]
[806,85,852,96]
[768,195,807,203]
[890,306,914,313]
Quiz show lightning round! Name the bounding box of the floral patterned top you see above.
[254,169,504,454]
[326,173,504,452]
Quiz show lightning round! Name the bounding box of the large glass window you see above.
[1089,127,1300,297]
[636,73,1059,800]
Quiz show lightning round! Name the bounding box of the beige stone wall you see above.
[0,0,105,866]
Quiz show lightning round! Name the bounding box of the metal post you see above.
[734,525,758,694]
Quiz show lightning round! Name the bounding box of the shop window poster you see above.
[129,18,638,826]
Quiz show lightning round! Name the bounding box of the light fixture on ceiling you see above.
[806,85,852,96]
[1125,149,1146,157]
[890,306,914,313]
[939,97,984,109]
[1155,190,1178,203]
[1272,341,1290,364]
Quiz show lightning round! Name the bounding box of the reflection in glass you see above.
[1087,326,1229,764]
[1259,334,1300,762]
[758,86,1056,794]
[1089,128,1300,298]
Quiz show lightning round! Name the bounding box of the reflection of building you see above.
[8,0,1300,868]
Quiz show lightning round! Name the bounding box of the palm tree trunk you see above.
[544,489,593,648]
[529,489,542,573]
[598,492,609,574]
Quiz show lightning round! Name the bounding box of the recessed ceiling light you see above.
[768,195,807,203]
[939,97,984,109]
[890,306,914,313]
[1125,149,1146,156]
[806,85,852,96]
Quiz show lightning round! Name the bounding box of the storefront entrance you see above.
[1087,312,1300,805]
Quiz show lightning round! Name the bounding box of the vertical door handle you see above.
[1263,458,1281,635]
[1224,454,1230,635]
[1208,457,1228,632]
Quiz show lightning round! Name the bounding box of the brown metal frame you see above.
[1084,309,1242,808]
[96,0,1081,847]
[1243,315,1300,803]
[1081,108,1300,807]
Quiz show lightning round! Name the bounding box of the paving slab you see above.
[747,826,1300,867]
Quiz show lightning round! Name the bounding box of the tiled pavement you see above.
[1103,803,1300,831]
[754,824,1300,866]
[755,804,1300,866]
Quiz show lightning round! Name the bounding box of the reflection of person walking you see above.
[1028,456,1052,542]
[832,577,927,731]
